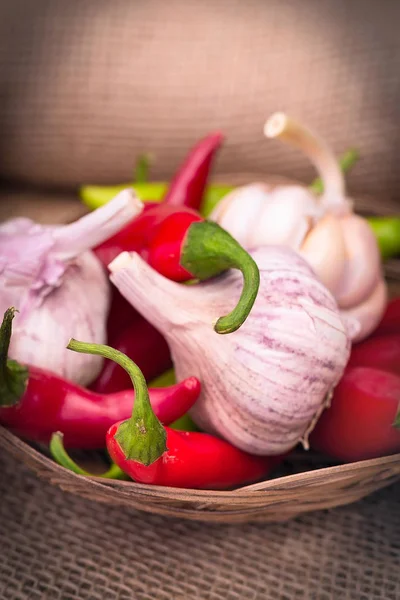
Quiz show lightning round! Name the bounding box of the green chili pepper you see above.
[367,217,400,260]
[134,153,152,184]
[79,181,233,213]
[50,432,129,479]
[79,181,167,209]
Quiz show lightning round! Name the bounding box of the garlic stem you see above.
[264,112,346,206]
[53,190,144,260]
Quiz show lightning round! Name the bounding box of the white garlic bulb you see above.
[0,190,143,384]
[109,246,350,455]
[210,112,386,342]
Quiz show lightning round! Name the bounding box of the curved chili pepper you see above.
[0,308,200,448]
[80,132,224,212]
[50,432,128,480]
[162,132,223,209]
[108,424,279,489]
[92,316,172,392]
[67,337,280,489]
[146,214,260,333]
[99,206,259,334]
[310,366,400,462]
[94,203,198,268]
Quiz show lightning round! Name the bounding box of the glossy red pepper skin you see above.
[163,132,223,209]
[107,424,282,489]
[373,297,400,337]
[0,368,201,449]
[91,317,172,392]
[94,131,223,269]
[105,288,141,342]
[310,366,400,462]
[94,203,199,268]
[348,334,400,377]
[147,211,203,281]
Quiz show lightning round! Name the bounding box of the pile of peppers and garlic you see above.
[0,124,399,491]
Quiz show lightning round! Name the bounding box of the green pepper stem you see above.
[134,153,152,184]
[310,148,359,194]
[67,339,167,466]
[181,221,260,334]
[49,432,128,479]
[0,308,29,407]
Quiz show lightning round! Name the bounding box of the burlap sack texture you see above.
[0,0,400,202]
[1,450,399,600]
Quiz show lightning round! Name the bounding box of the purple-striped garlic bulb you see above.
[0,190,143,385]
[109,246,350,455]
[210,112,387,342]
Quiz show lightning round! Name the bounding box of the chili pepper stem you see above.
[0,308,29,407]
[50,432,128,479]
[394,408,400,429]
[181,221,260,334]
[67,339,167,465]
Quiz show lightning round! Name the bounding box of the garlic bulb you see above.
[109,246,350,455]
[0,190,143,384]
[210,112,386,342]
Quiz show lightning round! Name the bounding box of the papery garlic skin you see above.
[0,190,143,385]
[9,251,109,384]
[109,246,350,455]
[212,183,324,251]
[210,113,386,342]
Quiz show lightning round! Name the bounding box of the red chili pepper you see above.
[373,297,400,338]
[91,317,172,391]
[65,337,281,489]
[107,424,279,489]
[348,334,400,377]
[95,130,223,268]
[100,207,259,334]
[162,132,223,209]
[105,288,141,342]
[0,308,200,448]
[310,366,400,462]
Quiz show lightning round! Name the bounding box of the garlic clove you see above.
[210,183,273,249]
[299,214,347,294]
[340,277,388,343]
[335,214,382,309]
[252,185,322,250]
[210,183,322,251]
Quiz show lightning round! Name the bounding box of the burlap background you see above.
[1,0,400,201]
[1,450,399,600]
